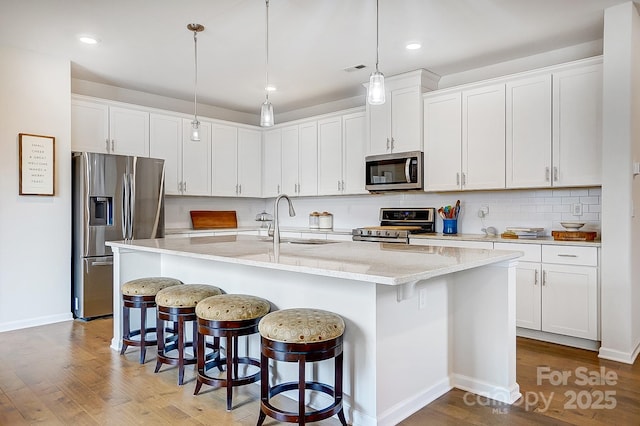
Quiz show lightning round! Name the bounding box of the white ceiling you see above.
[0,0,629,116]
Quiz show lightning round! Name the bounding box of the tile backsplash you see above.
[165,187,601,236]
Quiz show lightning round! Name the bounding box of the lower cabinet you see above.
[495,242,599,341]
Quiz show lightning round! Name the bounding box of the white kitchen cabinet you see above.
[341,112,367,195]
[263,128,282,197]
[410,238,493,249]
[149,113,183,195]
[366,70,438,155]
[317,116,344,195]
[506,75,552,188]
[552,63,602,186]
[181,118,212,196]
[462,83,506,190]
[423,92,462,191]
[237,128,262,197]
[211,123,238,196]
[71,98,149,156]
[423,83,505,191]
[495,242,599,341]
[212,124,263,197]
[281,122,318,196]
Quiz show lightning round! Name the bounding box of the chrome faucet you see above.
[270,194,296,251]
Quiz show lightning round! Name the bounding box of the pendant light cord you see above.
[193,29,199,122]
[375,0,380,73]
[265,0,270,101]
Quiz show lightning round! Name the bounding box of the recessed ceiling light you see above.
[406,43,421,50]
[78,35,100,45]
[266,85,276,92]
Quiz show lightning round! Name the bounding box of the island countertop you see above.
[107,235,521,286]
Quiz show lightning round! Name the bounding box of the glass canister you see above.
[318,212,333,229]
[309,212,320,229]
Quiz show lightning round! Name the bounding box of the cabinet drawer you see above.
[494,242,541,262]
[542,245,597,266]
[411,238,493,249]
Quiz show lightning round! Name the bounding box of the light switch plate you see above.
[572,203,583,216]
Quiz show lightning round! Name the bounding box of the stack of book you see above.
[503,227,545,239]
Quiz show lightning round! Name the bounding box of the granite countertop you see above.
[410,232,601,247]
[107,235,521,286]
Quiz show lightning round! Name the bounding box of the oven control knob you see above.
[384,231,390,236]
[394,231,400,238]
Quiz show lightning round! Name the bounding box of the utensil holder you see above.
[443,219,458,235]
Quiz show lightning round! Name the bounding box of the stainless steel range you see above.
[352,208,436,243]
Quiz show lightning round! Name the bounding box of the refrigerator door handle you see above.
[128,172,135,240]
[121,173,129,240]
[90,259,113,267]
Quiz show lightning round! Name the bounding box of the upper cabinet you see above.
[263,128,282,197]
[180,119,212,196]
[424,58,603,192]
[552,64,602,187]
[211,124,262,197]
[71,97,149,156]
[424,83,506,191]
[281,122,318,197]
[237,128,263,198]
[366,70,439,155]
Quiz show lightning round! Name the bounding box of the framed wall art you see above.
[19,133,55,196]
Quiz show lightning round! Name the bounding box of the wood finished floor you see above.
[0,318,638,425]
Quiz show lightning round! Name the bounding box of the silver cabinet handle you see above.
[235,184,239,194]
[462,173,467,186]
[534,269,539,285]
[342,180,345,191]
[111,139,115,152]
[545,167,550,182]
[184,181,187,192]
[557,254,578,258]
[391,137,395,151]
[553,166,558,182]
[337,181,340,191]
[105,139,110,152]
[277,184,280,194]
[542,270,547,286]
[386,138,390,150]
[456,172,460,186]
[238,184,242,194]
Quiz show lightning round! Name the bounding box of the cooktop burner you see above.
[352,208,436,243]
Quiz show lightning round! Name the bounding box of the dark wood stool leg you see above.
[257,349,268,426]
[154,315,165,373]
[139,303,147,364]
[335,352,347,426]
[177,315,186,385]
[120,304,130,355]
[194,329,205,395]
[298,356,306,426]
[225,334,234,411]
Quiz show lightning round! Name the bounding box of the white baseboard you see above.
[598,341,640,364]
[0,312,73,333]
[376,377,451,426]
[516,327,600,351]
[451,373,521,405]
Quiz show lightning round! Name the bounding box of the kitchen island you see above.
[107,235,521,426]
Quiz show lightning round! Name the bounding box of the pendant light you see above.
[188,23,204,141]
[367,0,385,105]
[260,0,274,127]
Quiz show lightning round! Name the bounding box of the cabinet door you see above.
[367,100,391,155]
[552,64,602,186]
[462,84,506,190]
[391,86,422,153]
[515,262,542,330]
[506,75,552,188]
[298,122,318,196]
[317,117,343,195]
[342,112,367,195]
[237,128,262,197]
[542,264,598,340]
[109,106,150,157]
[211,124,238,196]
[182,119,211,196]
[263,129,282,197]
[149,113,182,195]
[71,99,109,153]
[423,92,462,191]
[281,125,299,195]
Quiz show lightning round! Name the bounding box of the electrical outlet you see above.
[572,203,583,216]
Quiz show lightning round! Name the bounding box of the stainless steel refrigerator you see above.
[72,152,165,319]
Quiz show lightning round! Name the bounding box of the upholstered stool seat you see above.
[257,308,347,426]
[154,284,223,385]
[120,277,183,364]
[194,294,271,411]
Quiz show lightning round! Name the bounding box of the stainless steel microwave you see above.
[365,151,423,191]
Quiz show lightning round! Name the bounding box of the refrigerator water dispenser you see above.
[90,196,113,226]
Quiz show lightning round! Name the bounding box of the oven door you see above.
[365,151,423,191]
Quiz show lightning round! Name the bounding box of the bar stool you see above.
[194,294,271,411]
[257,308,347,426]
[120,277,183,364]
[154,284,222,385]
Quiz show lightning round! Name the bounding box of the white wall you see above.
[165,188,601,236]
[600,1,640,364]
[0,46,73,332]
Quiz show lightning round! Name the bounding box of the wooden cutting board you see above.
[190,210,237,229]
[551,231,597,241]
